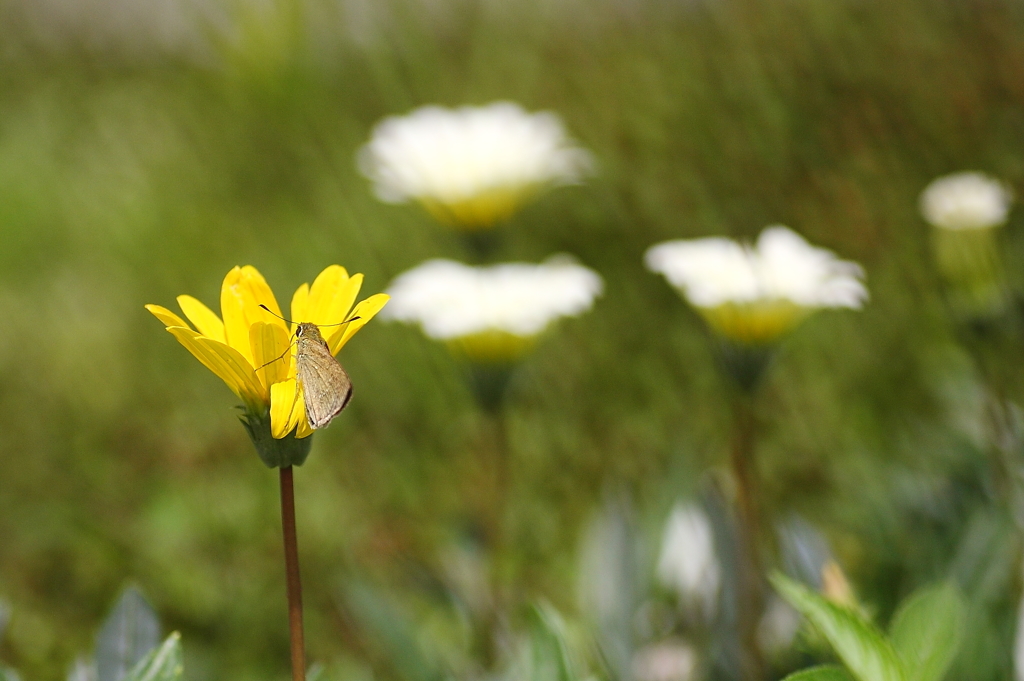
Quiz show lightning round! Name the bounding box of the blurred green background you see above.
[2,0,1024,679]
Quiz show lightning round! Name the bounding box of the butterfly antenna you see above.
[319,315,361,327]
[259,303,360,327]
[259,304,294,324]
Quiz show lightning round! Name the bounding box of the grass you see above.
[0,0,1023,679]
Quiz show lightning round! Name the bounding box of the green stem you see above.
[730,396,765,681]
[476,412,509,669]
[280,466,306,681]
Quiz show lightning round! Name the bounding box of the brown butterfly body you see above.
[294,322,353,429]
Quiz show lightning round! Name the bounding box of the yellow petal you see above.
[305,266,345,322]
[327,293,390,355]
[295,411,314,439]
[290,283,310,334]
[167,327,266,406]
[249,321,293,390]
[220,266,287,364]
[177,295,226,343]
[270,379,303,439]
[146,304,191,330]
[323,273,362,326]
[306,266,361,327]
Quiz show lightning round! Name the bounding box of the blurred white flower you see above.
[382,256,603,361]
[921,173,1012,318]
[631,642,698,681]
[656,503,720,617]
[757,594,802,655]
[920,171,1012,230]
[358,102,593,229]
[644,226,867,343]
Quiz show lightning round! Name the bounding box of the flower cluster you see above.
[382,257,603,362]
[147,266,388,443]
[645,226,867,344]
[358,102,593,230]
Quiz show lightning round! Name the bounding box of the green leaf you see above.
[122,633,182,681]
[529,603,577,681]
[889,582,965,681]
[771,573,905,681]
[340,582,445,681]
[577,501,637,681]
[96,586,161,681]
[782,665,856,681]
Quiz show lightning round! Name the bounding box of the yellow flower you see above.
[146,265,389,442]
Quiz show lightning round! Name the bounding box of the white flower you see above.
[357,102,593,229]
[645,226,866,309]
[382,257,602,360]
[632,642,698,681]
[920,171,1012,230]
[644,226,867,343]
[656,503,720,616]
[757,595,802,655]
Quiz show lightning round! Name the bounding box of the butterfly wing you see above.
[295,337,353,430]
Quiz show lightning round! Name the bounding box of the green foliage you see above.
[340,582,445,681]
[121,634,183,681]
[96,587,161,681]
[772,574,905,681]
[782,665,855,681]
[773,574,966,681]
[0,591,182,681]
[528,604,578,681]
[0,0,1022,679]
[889,583,965,681]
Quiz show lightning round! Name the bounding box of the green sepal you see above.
[466,361,516,413]
[239,406,312,468]
[714,338,777,393]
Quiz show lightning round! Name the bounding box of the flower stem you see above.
[730,396,764,681]
[279,466,306,681]
[473,412,509,669]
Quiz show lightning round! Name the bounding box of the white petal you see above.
[646,225,867,310]
[920,171,1012,230]
[381,257,603,339]
[357,102,593,204]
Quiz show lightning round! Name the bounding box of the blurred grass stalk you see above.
[721,343,772,681]
[930,222,1020,509]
